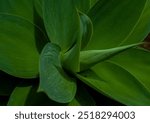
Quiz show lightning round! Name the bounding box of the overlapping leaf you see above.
[62,39,81,72]
[110,48,150,92]
[43,0,80,52]
[0,14,47,78]
[79,12,93,49]
[80,43,140,71]
[87,0,150,49]
[77,62,150,105]
[0,0,34,22]
[39,43,77,103]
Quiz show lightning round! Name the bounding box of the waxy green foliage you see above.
[0,0,150,105]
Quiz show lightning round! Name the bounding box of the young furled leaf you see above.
[62,39,81,72]
[80,43,141,71]
[62,12,93,72]
[80,12,93,49]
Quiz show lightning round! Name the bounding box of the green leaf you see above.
[7,86,32,106]
[80,43,140,71]
[43,0,80,52]
[80,12,93,49]
[7,83,66,106]
[0,14,47,78]
[39,43,77,103]
[110,48,150,92]
[0,0,34,22]
[62,12,93,72]
[73,0,90,13]
[76,62,150,105]
[87,0,150,50]
[62,39,81,72]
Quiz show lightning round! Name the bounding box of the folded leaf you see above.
[80,12,93,49]
[76,62,150,105]
[80,43,140,71]
[62,12,93,72]
[0,0,34,22]
[87,0,150,49]
[0,14,47,78]
[39,43,77,103]
[73,0,90,13]
[43,0,80,52]
[62,40,81,72]
[110,48,150,92]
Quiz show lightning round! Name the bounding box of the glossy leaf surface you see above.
[0,14,46,78]
[110,48,150,92]
[80,43,140,71]
[77,62,150,105]
[43,0,80,52]
[87,0,150,49]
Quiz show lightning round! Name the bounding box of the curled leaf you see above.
[39,43,77,103]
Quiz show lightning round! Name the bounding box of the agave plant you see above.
[0,0,150,106]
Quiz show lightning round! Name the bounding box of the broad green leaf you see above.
[0,0,34,22]
[68,84,96,106]
[0,14,47,78]
[76,62,150,105]
[7,86,32,106]
[43,0,80,52]
[80,43,140,71]
[87,0,150,49]
[73,0,90,13]
[110,48,150,92]
[80,12,93,49]
[39,43,77,103]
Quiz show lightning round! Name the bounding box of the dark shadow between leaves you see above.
[33,6,49,54]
